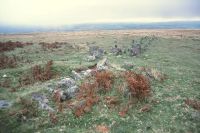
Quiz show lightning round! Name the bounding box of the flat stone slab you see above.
[0,100,12,109]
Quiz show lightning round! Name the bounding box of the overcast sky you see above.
[0,0,199,26]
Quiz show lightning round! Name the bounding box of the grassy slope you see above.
[0,30,200,133]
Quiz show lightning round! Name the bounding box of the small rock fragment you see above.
[87,55,96,62]
[139,104,151,112]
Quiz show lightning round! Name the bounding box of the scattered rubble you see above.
[108,36,156,57]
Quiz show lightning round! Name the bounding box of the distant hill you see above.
[0,21,200,34]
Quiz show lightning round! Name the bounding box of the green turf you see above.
[0,31,200,133]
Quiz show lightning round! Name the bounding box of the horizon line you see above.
[0,17,200,27]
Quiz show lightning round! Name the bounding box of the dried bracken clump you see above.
[32,60,54,81]
[9,98,38,122]
[0,78,11,88]
[39,42,65,51]
[18,74,33,86]
[185,98,200,111]
[125,71,151,99]
[0,54,19,69]
[0,41,33,52]
[95,71,114,91]
[118,106,129,117]
[74,82,99,117]
[48,112,58,124]
[19,60,55,86]
[52,89,64,112]
[95,125,110,133]
[105,96,120,108]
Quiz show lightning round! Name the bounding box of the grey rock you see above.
[130,44,141,56]
[31,93,54,111]
[191,112,200,122]
[58,78,76,88]
[32,93,49,103]
[66,85,79,97]
[61,92,72,101]
[81,69,92,77]
[72,70,82,80]
[39,101,54,112]
[53,86,79,101]
[0,100,12,109]
[46,83,54,93]
[89,46,104,58]
[97,57,108,71]
[110,45,123,55]
[56,77,79,100]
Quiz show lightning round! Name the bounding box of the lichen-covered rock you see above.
[66,86,79,97]
[55,77,79,100]
[57,78,76,88]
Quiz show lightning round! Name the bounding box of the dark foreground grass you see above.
[0,31,200,133]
